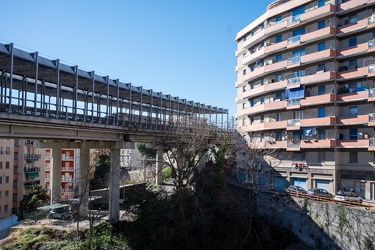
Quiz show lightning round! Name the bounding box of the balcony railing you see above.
[369,15,375,24]
[288,35,301,45]
[287,56,301,65]
[24,167,41,173]
[287,119,301,127]
[369,64,375,73]
[370,138,375,147]
[287,98,301,106]
[369,113,375,122]
[287,77,301,86]
[287,139,301,147]
[24,154,41,162]
[369,39,375,49]
[288,14,301,25]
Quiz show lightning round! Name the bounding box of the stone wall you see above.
[257,192,375,250]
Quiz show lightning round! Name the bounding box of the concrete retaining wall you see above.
[257,192,375,250]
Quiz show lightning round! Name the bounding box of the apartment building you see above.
[235,0,375,199]
[0,139,22,219]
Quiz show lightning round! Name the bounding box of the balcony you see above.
[24,154,41,162]
[243,48,264,66]
[301,116,335,127]
[301,94,335,106]
[369,138,375,150]
[287,77,301,88]
[301,26,335,44]
[243,66,266,82]
[337,42,369,59]
[265,20,288,36]
[267,140,287,149]
[336,115,369,125]
[336,139,369,148]
[337,18,368,37]
[24,167,41,173]
[264,100,287,112]
[287,139,301,151]
[368,113,375,126]
[301,49,334,64]
[264,60,287,73]
[301,4,335,22]
[287,56,301,67]
[300,71,335,85]
[301,139,335,148]
[244,80,287,97]
[242,120,288,132]
[336,90,369,102]
[369,88,375,102]
[287,98,301,110]
[287,35,301,48]
[287,119,301,130]
[338,0,373,14]
[242,29,265,50]
[336,66,368,80]
[264,41,288,55]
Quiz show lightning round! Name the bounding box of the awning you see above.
[285,84,305,100]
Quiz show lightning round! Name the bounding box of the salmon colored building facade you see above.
[235,0,375,199]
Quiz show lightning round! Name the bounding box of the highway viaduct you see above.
[0,42,230,223]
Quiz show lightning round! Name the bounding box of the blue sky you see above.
[0,1,273,117]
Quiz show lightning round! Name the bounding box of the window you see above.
[349,152,358,163]
[5,176,9,184]
[275,92,282,100]
[250,117,254,124]
[318,21,325,30]
[276,16,282,23]
[5,190,9,197]
[318,42,325,51]
[349,37,357,47]
[250,82,254,89]
[349,15,357,24]
[242,85,247,92]
[276,113,281,121]
[276,74,283,82]
[276,35,282,43]
[276,54,282,62]
[276,132,282,141]
[318,107,326,118]
[243,102,247,109]
[5,162,9,169]
[261,115,264,123]
[251,100,255,107]
[0,162,2,169]
[13,180,17,188]
[318,0,325,8]
[261,133,265,142]
[0,191,2,198]
[349,106,357,116]
[261,97,265,104]
[243,69,247,75]
[350,128,358,139]
[318,85,325,95]
[317,64,325,73]
[0,176,2,184]
[293,27,305,37]
[318,130,326,140]
[251,65,255,72]
[318,152,325,163]
[348,60,357,71]
[4,205,8,213]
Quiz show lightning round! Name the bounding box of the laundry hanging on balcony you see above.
[303,127,316,136]
[284,84,305,100]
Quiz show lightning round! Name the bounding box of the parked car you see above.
[286,185,306,194]
[306,188,333,198]
[49,206,72,220]
[89,196,109,210]
[334,191,363,203]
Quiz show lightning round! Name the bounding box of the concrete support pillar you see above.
[109,147,120,224]
[155,147,163,186]
[51,144,62,204]
[78,142,90,218]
